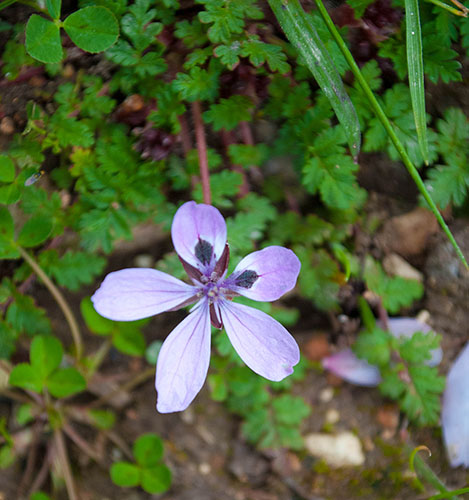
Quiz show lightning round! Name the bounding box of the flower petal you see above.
[322,349,381,387]
[171,201,227,273]
[219,300,300,381]
[226,246,301,302]
[442,342,469,467]
[386,318,442,367]
[155,301,211,413]
[92,268,197,321]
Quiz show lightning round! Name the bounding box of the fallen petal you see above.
[226,246,301,302]
[92,268,197,321]
[219,300,300,381]
[155,301,211,413]
[442,342,469,467]
[171,201,227,273]
[322,349,381,387]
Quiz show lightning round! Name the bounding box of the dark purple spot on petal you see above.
[235,270,258,289]
[214,244,230,277]
[195,239,213,265]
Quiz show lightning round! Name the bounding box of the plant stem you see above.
[0,0,17,12]
[17,246,84,360]
[425,0,467,16]
[191,101,211,205]
[87,366,155,409]
[54,429,79,500]
[312,0,468,269]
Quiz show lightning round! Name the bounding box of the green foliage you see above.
[364,258,424,314]
[354,326,444,426]
[110,433,171,494]
[379,22,461,84]
[9,335,86,398]
[209,351,311,450]
[204,95,253,131]
[81,297,147,356]
[426,108,469,208]
[25,5,118,63]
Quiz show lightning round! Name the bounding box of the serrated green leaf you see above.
[17,215,52,248]
[173,66,220,102]
[240,37,290,73]
[0,155,15,183]
[64,6,119,53]
[6,294,51,336]
[204,95,253,131]
[141,465,172,494]
[30,335,63,381]
[272,394,311,425]
[46,367,86,398]
[0,321,17,360]
[110,462,140,487]
[9,363,42,393]
[134,433,164,466]
[25,15,63,64]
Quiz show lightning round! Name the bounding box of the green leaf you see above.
[40,250,106,291]
[203,95,253,131]
[145,340,162,365]
[15,403,34,426]
[272,395,311,425]
[25,15,63,64]
[354,327,392,366]
[198,2,245,43]
[46,0,61,19]
[208,373,228,401]
[0,183,21,205]
[30,335,63,381]
[63,6,119,53]
[269,0,360,155]
[405,0,428,164]
[141,465,172,494]
[0,321,17,360]
[364,258,424,313]
[6,294,51,336]
[9,363,43,393]
[0,155,15,183]
[0,445,15,469]
[17,215,52,248]
[0,207,14,241]
[80,297,114,335]
[30,493,52,500]
[88,409,116,430]
[228,144,266,167]
[46,367,86,398]
[240,37,290,73]
[214,43,241,69]
[113,327,146,356]
[173,66,220,102]
[110,461,140,487]
[134,433,164,466]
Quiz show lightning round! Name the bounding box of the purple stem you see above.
[191,101,211,205]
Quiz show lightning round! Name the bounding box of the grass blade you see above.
[406,0,429,165]
[312,0,468,269]
[268,0,361,157]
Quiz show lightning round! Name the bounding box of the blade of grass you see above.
[268,0,361,157]
[310,0,468,270]
[406,0,429,165]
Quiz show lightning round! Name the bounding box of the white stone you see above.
[325,408,340,425]
[383,253,423,282]
[319,387,334,403]
[304,432,365,467]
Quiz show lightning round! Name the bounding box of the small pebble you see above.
[325,408,340,425]
[199,462,211,475]
[134,253,155,268]
[0,116,14,135]
[319,387,334,403]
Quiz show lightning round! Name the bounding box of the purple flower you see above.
[92,201,301,413]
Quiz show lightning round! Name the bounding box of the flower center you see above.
[202,281,224,304]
